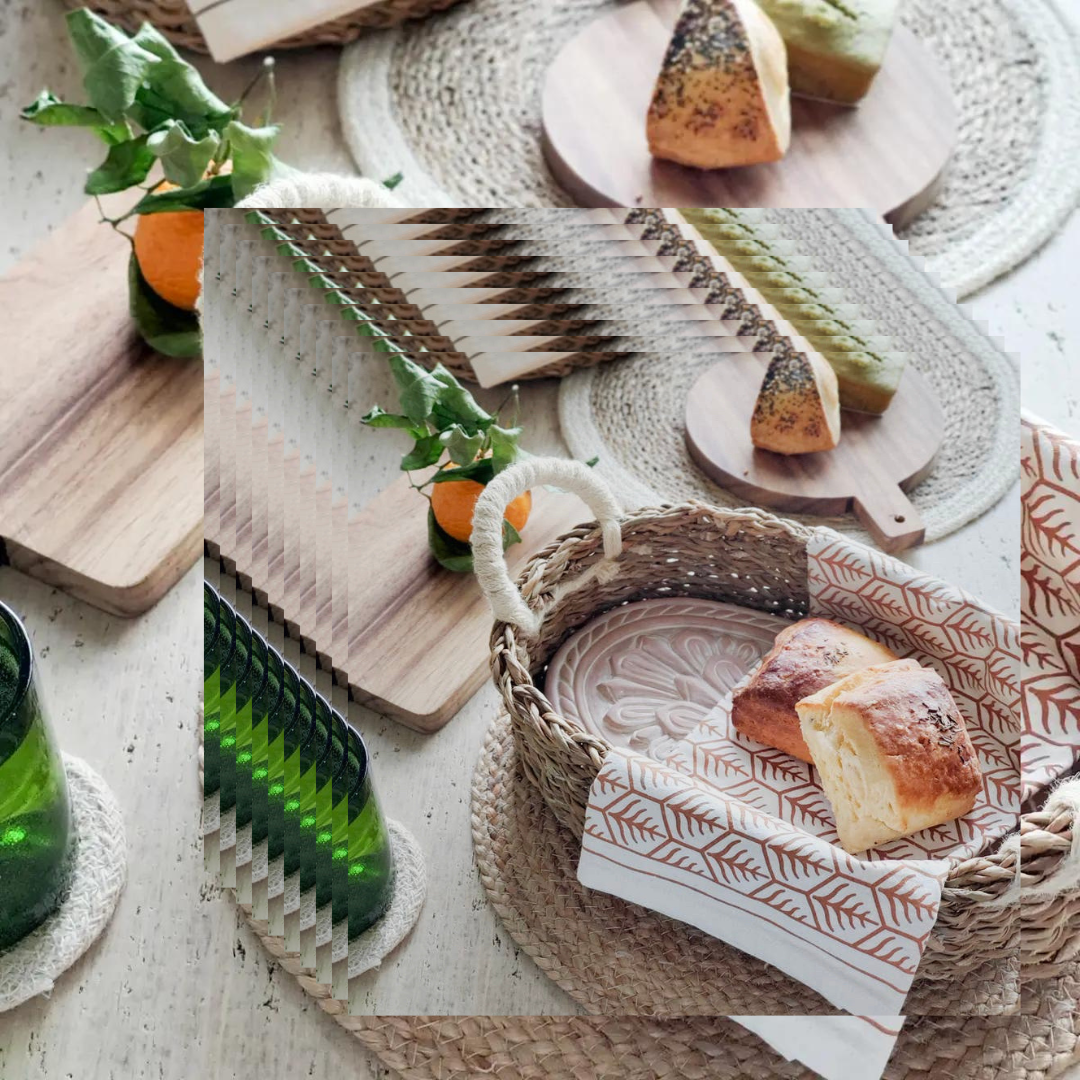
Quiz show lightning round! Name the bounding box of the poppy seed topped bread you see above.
[796,659,983,853]
[647,0,792,169]
[751,347,840,454]
[731,617,898,760]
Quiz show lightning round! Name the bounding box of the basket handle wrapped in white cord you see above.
[471,458,624,637]
[236,173,406,209]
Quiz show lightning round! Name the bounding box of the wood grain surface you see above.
[0,200,203,616]
[685,355,944,552]
[542,0,956,223]
[205,372,591,730]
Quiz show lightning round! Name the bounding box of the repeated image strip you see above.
[201,206,1033,1051]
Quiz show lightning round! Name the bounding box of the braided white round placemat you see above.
[0,755,126,1013]
[558,209,1019,544]
[338,0,1080,297]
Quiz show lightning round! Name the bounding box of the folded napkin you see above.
[188,0,381,62]
[579,745,947,1017]
[1021,414,1080,797]
[577,528,1022,1080]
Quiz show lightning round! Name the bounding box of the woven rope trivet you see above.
[338,0,1080,297]
[0,755,126,1013]
[557,210,1019,545]
[239,826,1080,1080]
[470,710,1020,1018]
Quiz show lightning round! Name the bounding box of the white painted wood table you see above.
[0,1,1074,1077]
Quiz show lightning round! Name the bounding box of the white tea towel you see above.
[576,530,1024,1078]
[577,748,948,1018]
[1020,413,1080,797]
[735,1015,904,1080]
[189,0,379,62]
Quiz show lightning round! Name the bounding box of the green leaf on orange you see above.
[132,173,235,213]
[20,90,130,144]
[85,133,155,194]
[128,253,201,358]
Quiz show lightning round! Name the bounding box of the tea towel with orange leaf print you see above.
[1021,414,1080,798]
[578,527,1021,1079]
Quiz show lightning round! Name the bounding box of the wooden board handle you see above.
[851,488,925,554]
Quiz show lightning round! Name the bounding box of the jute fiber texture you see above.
[0,755,127,1013]
[338,0,1080,298]
[226,962,1080,1080]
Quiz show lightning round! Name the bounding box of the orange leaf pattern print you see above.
[1021,418,1080,797]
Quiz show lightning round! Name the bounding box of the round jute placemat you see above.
[0,755,127,1013]
[557,209,1019,545]
[338,0,1080,297]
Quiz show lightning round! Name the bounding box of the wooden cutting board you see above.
[541,0,956,224]
[205,372,590,731]
[685,355,944,552]
[0,201,203,617]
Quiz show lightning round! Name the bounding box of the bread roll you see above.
[731,617,898,760]
[647,0,791,169]
[751,346,841,454]
[796,659,983,853]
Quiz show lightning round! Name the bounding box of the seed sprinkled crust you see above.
[751,346,840,453]
[646,0,790,169]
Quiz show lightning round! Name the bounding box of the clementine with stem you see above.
[431,476,532,544]
[132,181,205,311]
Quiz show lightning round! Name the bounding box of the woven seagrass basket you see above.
[473,459,1078,985]
[64,0,468,52]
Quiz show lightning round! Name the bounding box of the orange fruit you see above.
[133,181,205,312]
[431,476,532,544]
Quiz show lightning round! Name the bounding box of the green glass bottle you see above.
[268,656,302,867]
[249,628,284,851]
[203,583,231,799]
[202,592,394,935]
[232,622,268,831]
[0,602,74,951]
[217,600,253,816]
[330,709,353,929]
[315,700,348,917]
[284,671,326,891]
[346,725,394,938]
[307,693,338,910]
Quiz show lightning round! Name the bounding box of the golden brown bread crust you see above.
[814,661,983,807]
[796,659,983,852]
[731,617,898,761]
